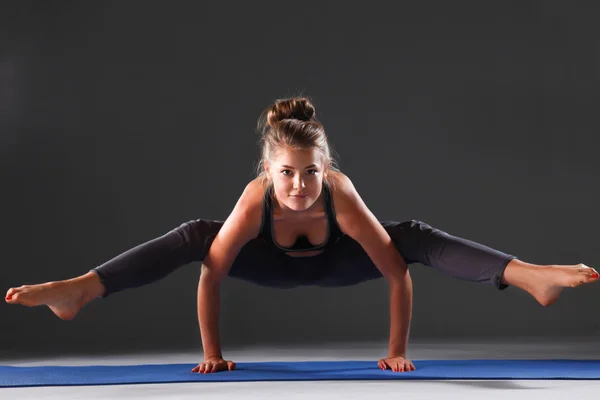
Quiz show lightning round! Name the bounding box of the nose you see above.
[293,176,305,190]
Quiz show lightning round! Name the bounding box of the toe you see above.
[585,267,599,279]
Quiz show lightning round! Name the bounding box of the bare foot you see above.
[5,280,89,320]
[528,264,599,307]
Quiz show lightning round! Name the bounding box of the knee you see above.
[407,220,448,239]
[173,219,222,261]
[386,220,446,265]
[387,220,437,241]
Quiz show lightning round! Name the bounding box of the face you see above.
[265,146,329,212]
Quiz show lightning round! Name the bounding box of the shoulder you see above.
[240,176,268,205]
[327,171,369,233]
[216,176,267,240]
[233,176,268,219]
[327,170,360,208]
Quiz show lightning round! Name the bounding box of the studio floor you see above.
[1,337,599,400]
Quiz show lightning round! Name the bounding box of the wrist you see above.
[387,352,407,358]
[387,344,407,358]
[204,352,223,360]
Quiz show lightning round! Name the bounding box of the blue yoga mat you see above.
[1,360,600,387]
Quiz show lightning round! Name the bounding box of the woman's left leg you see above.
[316,219,515,289]
[316,220,599,306]
[382,220,599,306]
[382,220,516,290]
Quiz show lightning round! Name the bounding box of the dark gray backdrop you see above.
[2,1,599,357]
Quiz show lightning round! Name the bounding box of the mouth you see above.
[290,194,309,198]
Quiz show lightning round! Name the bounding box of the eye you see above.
[281,170,292,176]
[306,169,317,175]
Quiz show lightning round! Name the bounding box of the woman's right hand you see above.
[191,357,236,373]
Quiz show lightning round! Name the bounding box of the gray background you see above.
[1,1,598,357]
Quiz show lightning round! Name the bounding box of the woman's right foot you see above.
[5,273,103,320]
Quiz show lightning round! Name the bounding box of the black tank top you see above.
[258,181,344,253]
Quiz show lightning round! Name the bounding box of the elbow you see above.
[387,267,411,287]
[200,263,225,286]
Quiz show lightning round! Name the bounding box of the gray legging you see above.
[91,219,517,297]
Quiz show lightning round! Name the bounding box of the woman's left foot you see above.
[528,264,598,306]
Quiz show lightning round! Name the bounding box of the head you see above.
[256,97,339,212]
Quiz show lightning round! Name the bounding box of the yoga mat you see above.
[1,360,600,387]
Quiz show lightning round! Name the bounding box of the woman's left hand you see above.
[378,355,416,372]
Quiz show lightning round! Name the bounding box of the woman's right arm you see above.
[196,179,264,363]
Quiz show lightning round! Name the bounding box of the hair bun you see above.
[267,97,316,128]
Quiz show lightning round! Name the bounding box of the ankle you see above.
[66,271,106,301]
[501,259,542,291]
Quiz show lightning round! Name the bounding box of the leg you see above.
[316,219,516,289]
[501,259,599,306]
[5,219,224,319]
[384,220,516,290]
[92,219,223,297]
[387,220,599,306]
[5,219,310,319]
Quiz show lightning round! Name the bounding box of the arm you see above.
[332,173,413,359]
[197,179,264,361]
[387,271,413,358]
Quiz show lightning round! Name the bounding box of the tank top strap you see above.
[322,181,344,241]
[258,182,274,240]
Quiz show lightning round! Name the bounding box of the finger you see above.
[228,361,236,371]
[202,363,209,373]
[211,363,218,373]
[378,360,386,370]
[399,362,405,372]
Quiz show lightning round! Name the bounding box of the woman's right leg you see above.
[6,218,309,319]
[5,219,224,319]
[93,219,223,297]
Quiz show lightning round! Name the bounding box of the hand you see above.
[191,357,236,373]
[378,355,415,372]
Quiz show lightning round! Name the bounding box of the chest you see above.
[271,211,329,249]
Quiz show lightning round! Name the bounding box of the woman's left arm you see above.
[332,174,414,366]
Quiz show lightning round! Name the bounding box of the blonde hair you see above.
[255,97,339,186]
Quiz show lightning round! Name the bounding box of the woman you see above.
[5,97,599,374]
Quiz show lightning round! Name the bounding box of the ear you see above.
[323,160,331,178]
[263,160,271,179]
